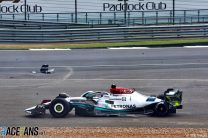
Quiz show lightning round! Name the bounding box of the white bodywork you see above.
[95,91,162,110]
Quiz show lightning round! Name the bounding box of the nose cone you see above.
[25,105,46,116]
[24,106,37,114]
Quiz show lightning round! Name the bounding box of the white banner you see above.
[0,0,207,13]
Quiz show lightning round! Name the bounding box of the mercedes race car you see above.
[25,85,183,118]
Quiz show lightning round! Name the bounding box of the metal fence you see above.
[1,9,208,26]
[0,24,207,43]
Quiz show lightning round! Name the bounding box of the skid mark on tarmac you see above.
[36,67,74,88]
[0,82,54,88]
[63,67,73,80]
[0,66,73,88]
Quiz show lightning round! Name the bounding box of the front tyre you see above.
[49,98,70,118]
[155,102,169,117]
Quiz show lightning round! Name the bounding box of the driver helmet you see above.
[111,84,116,89]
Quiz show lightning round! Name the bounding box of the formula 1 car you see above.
[25,85,183,118]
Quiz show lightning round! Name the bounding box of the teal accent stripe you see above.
[73,103,139,113]
[73,103,94,108]
[95,106,134,113]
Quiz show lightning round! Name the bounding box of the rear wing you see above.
[164,89,183,109]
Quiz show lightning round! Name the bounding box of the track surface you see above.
[0,48,208,127]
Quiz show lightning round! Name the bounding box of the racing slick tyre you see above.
[155,102,169,117]
[49,98,70,118]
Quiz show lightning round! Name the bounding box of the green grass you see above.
[0,38,208,50]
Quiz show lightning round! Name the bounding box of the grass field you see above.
[0,38,208,50]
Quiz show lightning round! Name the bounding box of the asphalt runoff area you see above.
[0,47,208,127]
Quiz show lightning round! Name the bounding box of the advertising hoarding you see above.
[0,0,207,14]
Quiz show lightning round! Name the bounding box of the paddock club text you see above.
[103,1,167,11]
[0,4,42,13]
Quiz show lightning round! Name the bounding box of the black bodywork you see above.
[40,64,50,74]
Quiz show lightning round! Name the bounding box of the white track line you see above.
[2,46,208,51]
[184,46,208,48]
[109,46,208,50]
[29,48,71,51]
[108,47,149,50]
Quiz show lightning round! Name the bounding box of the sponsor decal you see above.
[98,103,109,108]
[103,0,167,11]
[109,98,122,100]
[111,104,136,109]
[0,127,45,137]
[122,97,126,101]
[146,97,156,102]
[110,97,126,101]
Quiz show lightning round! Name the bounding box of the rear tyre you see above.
[49,98,70,118]
[155,102,169,117]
